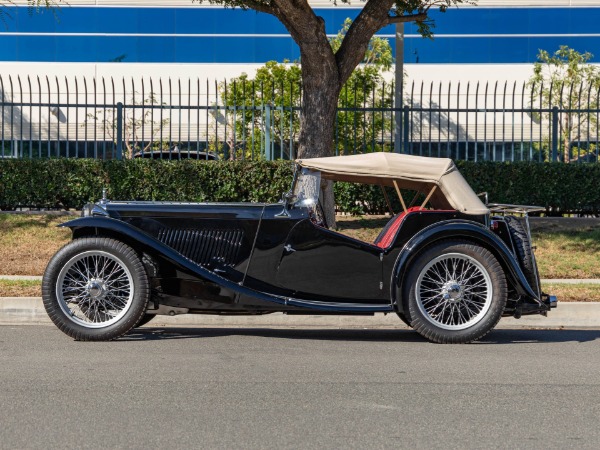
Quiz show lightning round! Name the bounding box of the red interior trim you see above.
[375,207,424,249]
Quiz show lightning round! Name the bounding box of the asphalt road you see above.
[1,326,600,449]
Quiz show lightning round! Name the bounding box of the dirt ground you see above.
[0,212,74,276]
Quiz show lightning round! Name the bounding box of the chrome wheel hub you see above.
[442,281,463,302]
[416,253,493,331]
[86,279,107,299]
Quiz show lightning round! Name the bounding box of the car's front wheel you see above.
[403,240,507,344]
[42,237,149,341]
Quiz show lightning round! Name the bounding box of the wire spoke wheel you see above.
[43,238,149,341]
[403,241,507,344]
[416,253,492,331]
[57,250,134,328]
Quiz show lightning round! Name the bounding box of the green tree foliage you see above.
[528,46,600,162]
[332,18,395,155]
[214,61,302,160]
[329,18,393,71]
[194,0,474,162]
[217,18,396,159]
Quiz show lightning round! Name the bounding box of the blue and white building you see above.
[1,0,599,83]
[1,1,599,160]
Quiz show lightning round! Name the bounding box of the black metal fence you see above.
[1,75,599,162]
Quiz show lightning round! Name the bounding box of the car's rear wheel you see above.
[42,237,149,341]
[403,240,507,344]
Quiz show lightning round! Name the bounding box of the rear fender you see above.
[391,220,543,315]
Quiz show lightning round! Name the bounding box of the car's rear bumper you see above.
[543,294,558,309]
[540,293,558,316]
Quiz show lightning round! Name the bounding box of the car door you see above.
[276,219,383,302]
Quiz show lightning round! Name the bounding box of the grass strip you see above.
[0,279,42,297]
[541,283,600,303]
[534,230,600,279]
[0,214,72,276]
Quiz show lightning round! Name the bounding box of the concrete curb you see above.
[541,279,600,285]
[2,297,599,329]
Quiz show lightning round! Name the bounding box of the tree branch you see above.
[334,0,396,84]
[270,0,330,49]
[386,12,428,24]
[232,0,275,15]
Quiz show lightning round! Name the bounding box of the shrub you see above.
[0,158,599,215]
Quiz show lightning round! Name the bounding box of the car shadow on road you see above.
[121,326,600,344]
[479,328,600,344]
[122,327,423,343]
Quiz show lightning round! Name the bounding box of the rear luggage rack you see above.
[488,203,543,250]
[488,204,545,215]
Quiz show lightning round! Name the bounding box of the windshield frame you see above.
[291,167,322,209]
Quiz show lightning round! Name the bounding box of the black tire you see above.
[135,314,156,328]
[42,237,150,341]
[402,240,507,344]
[504,216,540,293]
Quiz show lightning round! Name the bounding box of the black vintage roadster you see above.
[42,153,556,343]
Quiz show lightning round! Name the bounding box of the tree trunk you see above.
[320,180,337,229]
[296,55,341,160]
[266,0,398,228]
[299,73,340,227]
[295,45,342,228]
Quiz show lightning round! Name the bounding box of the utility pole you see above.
[394,23,404,153]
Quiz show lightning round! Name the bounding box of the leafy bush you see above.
[1,159,599,215]
[0,159,293,210]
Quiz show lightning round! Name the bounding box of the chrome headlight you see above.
[81,203,93,217]
[81,203,108,217]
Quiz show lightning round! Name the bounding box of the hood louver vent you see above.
[157,228,244,267]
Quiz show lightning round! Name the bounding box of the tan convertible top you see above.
[296,152,489,215]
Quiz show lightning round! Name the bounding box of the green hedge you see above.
[0,159,294,210]
[0,158,599,214]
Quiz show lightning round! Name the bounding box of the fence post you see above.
[116,102,123,160]
[265,103,272,161]
[551,106,559,162]
[402,105,410,154]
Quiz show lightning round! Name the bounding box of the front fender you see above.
[391,220,542,314]
[60,216,294,306]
